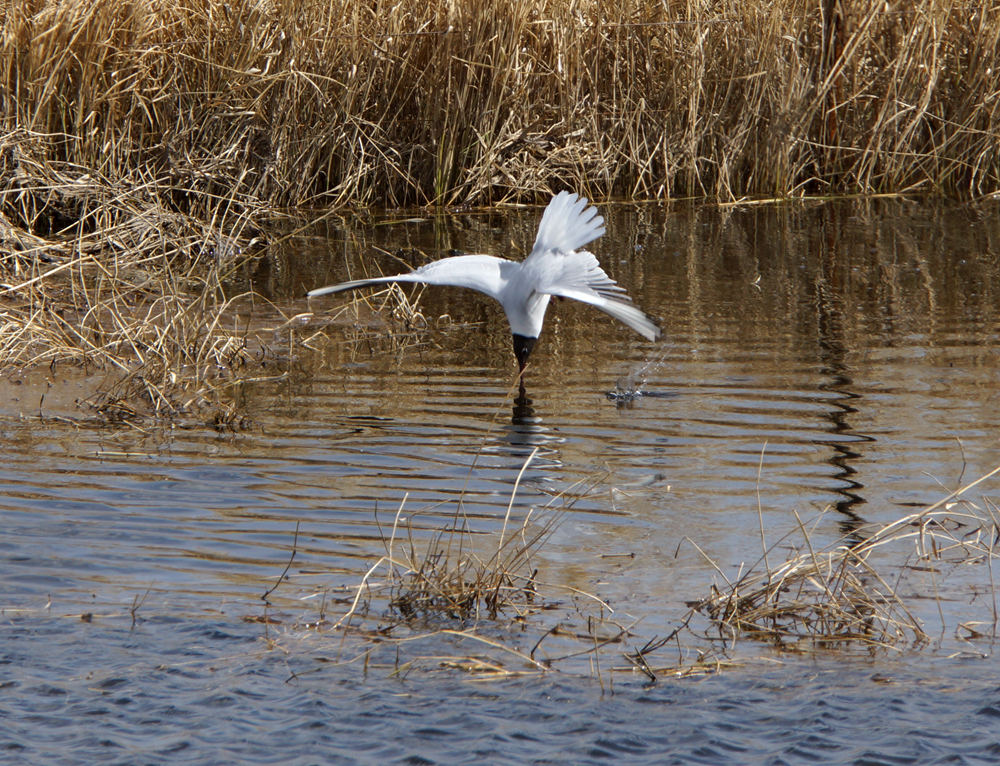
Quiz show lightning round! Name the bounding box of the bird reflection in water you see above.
[486,385,563,482]
[507,388,547,452]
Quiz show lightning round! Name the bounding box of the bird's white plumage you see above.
[307,191,660,364]
[530,190,605,255]
[307,255,507,300]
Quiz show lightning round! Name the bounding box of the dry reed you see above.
[3,0,998,209]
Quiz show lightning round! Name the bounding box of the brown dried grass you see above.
[691,466,1000,653]
[0,126,276,419]
[268,464,1000,681]
[3,0,998,210]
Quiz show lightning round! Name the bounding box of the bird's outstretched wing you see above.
[307,275,406,297]
[538,250,660,341]
[307,254,508,300]
[529,191,605,257]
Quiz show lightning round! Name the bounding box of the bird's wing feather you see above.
[536,250,660,341]
[529,191,605,257]
[549,286,661,341]
[307,275,417,297]
[308,254,509,300]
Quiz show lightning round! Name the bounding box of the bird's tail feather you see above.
[531,191,605,254]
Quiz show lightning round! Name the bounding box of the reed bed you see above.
[4,0,998,209]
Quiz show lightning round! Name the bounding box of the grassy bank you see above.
[4,0,998,209]
[2,0,999,410]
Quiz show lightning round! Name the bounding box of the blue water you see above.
[3,199,1000,763]
[4,615,1000,763]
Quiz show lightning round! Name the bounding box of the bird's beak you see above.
[512,334,536,375]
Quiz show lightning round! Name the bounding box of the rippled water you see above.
[4,199,1000,763]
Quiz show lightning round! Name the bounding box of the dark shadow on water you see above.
[474,385,564,489]
[813,210,876,543]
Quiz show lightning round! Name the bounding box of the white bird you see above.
[307,191,660,373]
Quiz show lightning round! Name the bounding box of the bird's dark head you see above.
[512,334,537,373]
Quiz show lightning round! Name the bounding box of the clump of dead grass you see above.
[333,453,564,633]
[382,508,545,624]
[261,455,653,679]
[694,518,929,650]
[693,466,1000,652]
[316,516,564,676]
[289,465,1000,681]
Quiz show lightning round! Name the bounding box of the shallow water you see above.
[4,198,1000,762]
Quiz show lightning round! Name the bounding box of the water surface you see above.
[3,198,1000,762]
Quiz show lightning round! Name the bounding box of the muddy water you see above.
[4,199,1000,763]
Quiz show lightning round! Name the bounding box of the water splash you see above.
[606,346,669,403]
